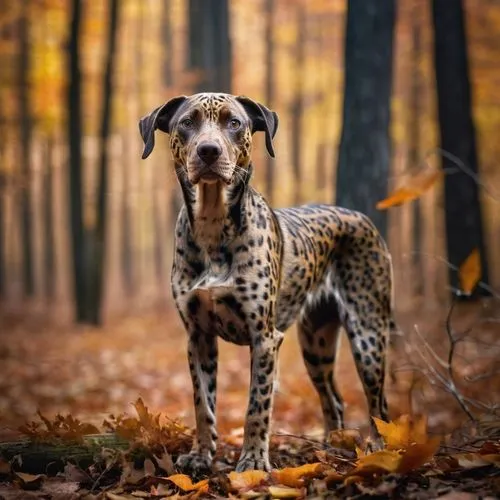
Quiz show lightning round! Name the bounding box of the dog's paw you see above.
[235,453,271,472]
[176,453,212,479]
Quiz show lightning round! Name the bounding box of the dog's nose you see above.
[197,142,222,165]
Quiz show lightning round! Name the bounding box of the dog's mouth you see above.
[187,161,234,186]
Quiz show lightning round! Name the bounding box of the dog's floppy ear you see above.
[139,96,187,159]
[236,96,279,158]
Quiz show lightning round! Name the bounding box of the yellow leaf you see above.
[167,474,209,493]
[228,470,268,490]
[376,187,420,210]
[268,485,303,498]
[459,249,481,295]
[373,414,412,449]
[271,463,324,487]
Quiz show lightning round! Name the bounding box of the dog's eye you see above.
[180,118,194,129]
[229,119,241,130]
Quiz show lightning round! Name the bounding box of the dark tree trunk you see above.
[336,0,396,239]
[67,0,87,322]
[18,3,34,297]
[0,169,4,299]
[408,6,423,297]
[88,0,120,325]
[264,0,275,204]
[43,137,55,301]
[188,0,231,93]
[432,0,490,294]
[291,4,305,205]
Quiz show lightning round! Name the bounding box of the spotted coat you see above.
[139,93,395,476]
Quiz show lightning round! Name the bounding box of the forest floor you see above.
[0,299,499,498]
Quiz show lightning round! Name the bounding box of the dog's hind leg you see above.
[298,293,344,436]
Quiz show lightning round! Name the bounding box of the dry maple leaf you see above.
[228,470,268,490]
[271,462,325,487]
[373,414,431,449]
[167,473,209,493]
[458,248,481,295]
[353,449,403,475]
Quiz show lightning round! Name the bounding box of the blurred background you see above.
[0,0,499,438]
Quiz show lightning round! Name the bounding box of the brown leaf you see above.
[271,463,324,487]
[15,471,45,490]
[458,249,481,295]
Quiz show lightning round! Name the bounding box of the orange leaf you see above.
[398,438,441,474]
[271,463,324,487]
[167,474,209,493]
[354,449,403,474]
[376,187,419,210]
[228,470,268,491]
[376,170,443,210]
[459,249,481,295]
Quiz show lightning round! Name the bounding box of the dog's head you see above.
[139,93,278,186]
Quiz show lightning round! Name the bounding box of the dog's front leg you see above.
[236,329,283,472]
[176,332,218,477]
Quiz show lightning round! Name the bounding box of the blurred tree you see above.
[336,0,396,239]
[432,0,490,294]
[43,138,55,300]
[291,2,305,205]
[188,0,231,92]
[88,0,121,324]
[18,2,34,297]
[408,2,423,297]
[264,0,275,204]
[67,0,87,322]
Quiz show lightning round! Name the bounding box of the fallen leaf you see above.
[167,473,209,493]
[271,462,324,487]
[373,414,412,449]
[459,249,481,295]
[15,471,45,490]
[228,470,268,490]
[398,439,441,473]
[143,458,156,477]
[268,485,303,498]
[353,449,403,474]
[452,452,493,469]
[154,450,175,475]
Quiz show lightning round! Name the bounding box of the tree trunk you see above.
[188,0,231,93]
[67,0,87,323]
[88,0,120,325]
[121,139,134,297]
[336,0,396,240]
[432,0,490,295]
[291,4,305,205]
[43,137,55,301]
[18,3,34,298]
[161,0,173,88]
[264,0,275,204]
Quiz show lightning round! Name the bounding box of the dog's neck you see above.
[176,164,253,253]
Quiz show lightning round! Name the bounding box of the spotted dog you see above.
[139,93,396,475]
